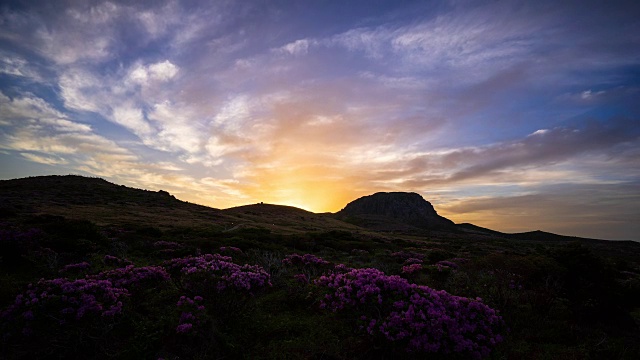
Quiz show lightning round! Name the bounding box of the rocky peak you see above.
[337,192,454,230]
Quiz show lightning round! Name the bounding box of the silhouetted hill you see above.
[0,175,230,229]
[336,192,455,231]
[507,230,601,242]
[0,175,359,234]
[1,175,633,244]
[456,223,506,237]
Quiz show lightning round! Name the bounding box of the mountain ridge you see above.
[0,175,631,242]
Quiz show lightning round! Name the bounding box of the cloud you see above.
[0,52,44,82]
[59,69,104,113]
[278,39,311,56]
[128,60,179,85]
[365,118,640,189]
[111,105,154,137]
[0,92,92,133]
[20,153,68,165]
[438,182,640,240]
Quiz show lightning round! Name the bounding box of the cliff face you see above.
[337,192,455,230]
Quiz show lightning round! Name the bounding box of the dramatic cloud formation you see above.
[1,0,639,240]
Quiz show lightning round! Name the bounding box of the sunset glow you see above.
[1,1,639,240]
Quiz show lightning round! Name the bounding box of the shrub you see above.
[91,265,170,295]
[314,268,504,359]
[163,254,271,295]
[1,277,129,356]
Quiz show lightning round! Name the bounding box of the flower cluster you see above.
[163,254,271,294]
[333,264,353,273]
[282,253,330,267]
[314,268,504,358]
[403,258,423,265]
[401,264,423,274]
[1,278,129,337]
[176,295,206,334]
[219,246,243,254]
[293,273,309,284]
[91,265,170,292]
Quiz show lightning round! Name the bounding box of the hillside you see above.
[1,175,639,359]
[0,175,359,235]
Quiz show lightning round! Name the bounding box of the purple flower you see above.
[163,254,271,295]
[314,267,505,358]
[219,246,243,254]
[1,277,130,337]
[90,265,170,292]
[282,253,330,267]
[402,264,423,274]
[175,295,206,334]
[176,323,193,333]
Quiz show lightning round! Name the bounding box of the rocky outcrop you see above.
[336,192,455,230]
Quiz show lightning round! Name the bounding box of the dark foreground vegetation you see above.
[1,176,639,359]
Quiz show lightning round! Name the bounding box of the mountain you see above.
[335,192,455,231]
[1,175,632,244]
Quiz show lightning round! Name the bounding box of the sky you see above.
[1,0,639,240]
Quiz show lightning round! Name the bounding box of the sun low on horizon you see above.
[1,0,639,240]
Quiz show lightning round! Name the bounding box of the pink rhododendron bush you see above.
[314,267,505,359]
[0,277,129,342]
[163,253,271,295]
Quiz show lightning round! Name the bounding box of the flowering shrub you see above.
[314,268,504,358]
[403,258,423,265]
[282,253,330,267]
[91,265,170,293]
[1,278,129,338]
[163,254,271,295]
[401,263,423,274]
[333,263,353,273]
[176,295,207,334]
[293,273,309,284]
[219,246,243,254]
